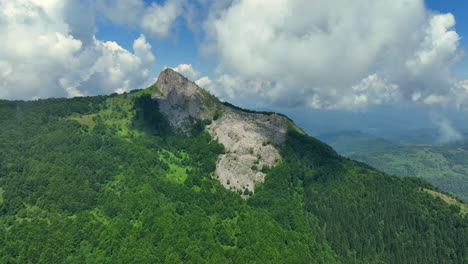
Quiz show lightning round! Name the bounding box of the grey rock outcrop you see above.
[153,68,219,132]
[207,106,288,194]
[152,68,291,195]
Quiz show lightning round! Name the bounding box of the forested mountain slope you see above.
[320,130,468,202]
[350,144,468,202]
[0,70,466,263]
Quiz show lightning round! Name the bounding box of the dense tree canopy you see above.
[0,90,466,263]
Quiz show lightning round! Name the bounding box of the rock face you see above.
[207,106,288,194]
[153,68,219,132]
[153,69,290,195]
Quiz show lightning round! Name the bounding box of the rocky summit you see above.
[153,68,292,194]
[152,68,219,132]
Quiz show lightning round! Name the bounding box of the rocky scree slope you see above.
[153,69,293,194]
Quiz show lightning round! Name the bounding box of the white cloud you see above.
[172,64,200,80]
[97,0,144,25]
[330,74,401,110]
[98,0,183,38]
[141,0,182,38]
[408,14,460,70]
[195,76,212,87]
[0,0,156,99]
[204,0,465,110]
[202,74,274,107]
[60,34,155,96]
[446,80,468,110]
[132,34,156,73]
[430,113,463,143]
[2,0,466,111]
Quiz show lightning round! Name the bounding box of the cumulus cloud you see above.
[172,64,201,80]
[332,74,401,110]
[204,0,466,110]
[98,0,183,38]
[60,34,155,96]
[2,0,466,111]
[0,0,155,99]
[141,1,182,37]
[195,76,212,87]
[202,74,274,107]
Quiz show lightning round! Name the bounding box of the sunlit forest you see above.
[0,89,466,263]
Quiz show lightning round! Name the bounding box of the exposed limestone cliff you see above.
[153,69,290,195]
[152,68,220,132]
[207,106,288,193]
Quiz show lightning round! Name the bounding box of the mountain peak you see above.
[155,68,201,98]
[152,68,220,132]
[152,69,290,195]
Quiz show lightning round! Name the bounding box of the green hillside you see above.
[350,144,468,202]
[318,130,397,155]
[0,89,466,263]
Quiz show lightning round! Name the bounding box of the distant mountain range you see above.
[318,130,397,155]
[319,130,468,201]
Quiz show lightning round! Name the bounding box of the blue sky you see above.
[94,0,215,79]
[94,0,468,82]
[1,0,468,141]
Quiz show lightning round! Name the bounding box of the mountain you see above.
[385,128,454,146]
[320,130,468,201]
[153,69,296,194]
[318,130,397,155]
[350,143,468,202]
[0,69,466,263]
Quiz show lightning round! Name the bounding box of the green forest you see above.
[0,87,466,263]
[320,130,468,202]
[349,144,468,202]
